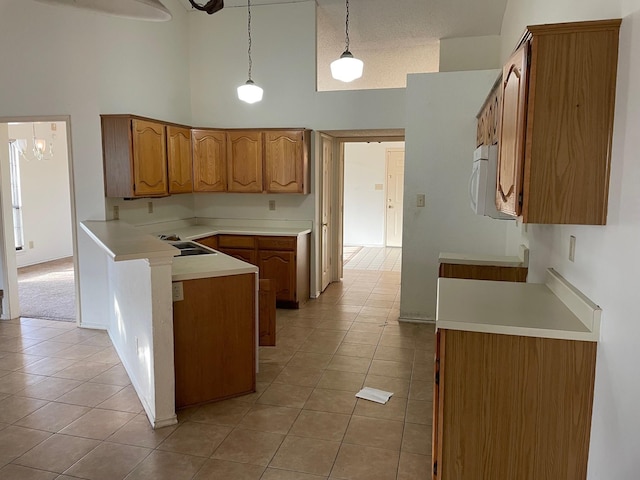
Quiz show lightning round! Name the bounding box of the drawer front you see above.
[218,235,256,249]
[195,235,218,249]
[257,236,296,251]
[218,248,257,266]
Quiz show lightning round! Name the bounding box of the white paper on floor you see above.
[356,387,394,404]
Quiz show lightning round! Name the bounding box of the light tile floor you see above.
[344,247,402,272]
[0,269,434,479]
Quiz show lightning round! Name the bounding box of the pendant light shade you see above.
[238,0,263,104]
[331,51,364,83]
[332,0,363,82]
[32,0,172,22]
[237,80,263,104]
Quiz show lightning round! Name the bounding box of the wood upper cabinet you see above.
[497,44,528,217]
[496,19,621,224]
[192,129,227,192]
[227,131,263,193]
[433,329,596,480]
[167,125,192,194]
[102,115,168,197]
[264,130,310,194]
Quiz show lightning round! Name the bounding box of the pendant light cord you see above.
[344,0,350,52]
[247,0,253,81]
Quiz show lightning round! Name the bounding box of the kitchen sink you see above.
[171,241,217,256]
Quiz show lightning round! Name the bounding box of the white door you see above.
[321,135,333,292]
[385,149,404,247]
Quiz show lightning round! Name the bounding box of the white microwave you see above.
[470,145,513,220]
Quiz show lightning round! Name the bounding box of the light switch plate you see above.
[172,282,184,302]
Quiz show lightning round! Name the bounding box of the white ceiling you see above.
[178,0,509,48]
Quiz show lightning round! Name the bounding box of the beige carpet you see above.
[18,257,76,322]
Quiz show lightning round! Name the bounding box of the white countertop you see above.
[156,224,311,241]
[81,220,259,281]
[439,244,529,267]
[436,268,601,342]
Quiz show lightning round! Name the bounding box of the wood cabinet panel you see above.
[227,131,263,193]
[192,129,227,192]
[172,273,255,408]
[218,235,256,249]
[258,250,296,302]
[264,130,309,193]
[218,247,257,265]
[259,279,276,346]
[102,115,170,198]
[167,126,193,194]
[495,19,620,224]
[438,263,527,282]
[194,235,218,250]
[434,329,596,480]
[476,81,501,147]
[497,45,528,217]
[257,236,296,251]
[132,119,168,197]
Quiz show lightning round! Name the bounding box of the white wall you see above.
[401,70,511,320]
[439,35,502,72]
[499,1,640,477]
[343,142,404,246]
[8,122,73,267]
[0,0,192,325]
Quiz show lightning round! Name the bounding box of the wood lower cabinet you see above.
[264,130,310,193]
[172,273,256,409]
[194,235,218,250]
[102,115,168,198]
[258,250,296,303]
[167,125,193,194]
[227,131,263,193]
[433,329,597,480]
[192,129,227,192]
[496,19,621,224]
[197,233,310,308]
[259,279,276,346]
[439,263,527,282]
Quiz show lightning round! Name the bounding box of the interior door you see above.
[385,149,404,247]
[320,134,333,292]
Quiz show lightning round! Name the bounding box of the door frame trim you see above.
[0,115,81,323]
[316,131,405,290]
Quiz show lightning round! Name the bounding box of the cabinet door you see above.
[264,130,308,193]
[497,44,528,216]
[192,129,227,192]
[218,247,257,265]
[167,126,193,194]
[258,250,295,301]
[195,235,218,250]
[131,119,168,197]
[227,131,263,193]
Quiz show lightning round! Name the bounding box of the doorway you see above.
[317,130,405,292]
[0,118,79,322]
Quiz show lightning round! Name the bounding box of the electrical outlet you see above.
[148,201,153,214]
[416,194,426,208]
[28,241,34,249]
[172,282,184,302]
[113,205,119,220]
[269,200,276,211]
[569,235,576,262]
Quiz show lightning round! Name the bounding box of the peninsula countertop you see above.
[436,268,601,342]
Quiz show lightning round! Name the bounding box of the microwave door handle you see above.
[469,168,478,211]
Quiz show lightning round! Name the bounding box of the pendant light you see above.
[331,0,363,82]
[237,0,263,104]
[32,0,172,22]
